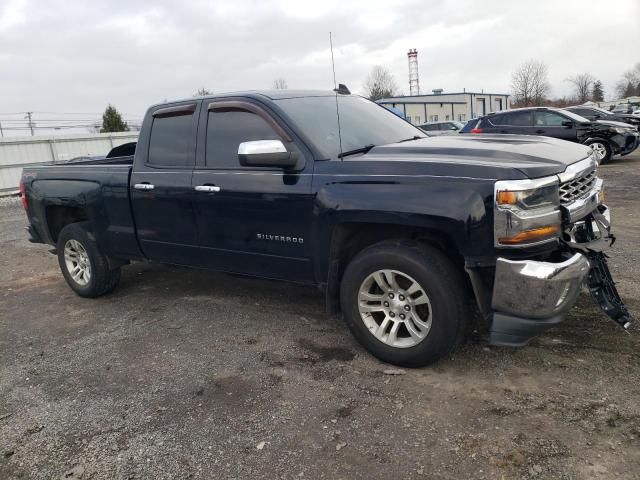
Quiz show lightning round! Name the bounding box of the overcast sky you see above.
[0,0,638,129]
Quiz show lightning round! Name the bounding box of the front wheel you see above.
[585,140,612,165]
[57,222,121,297]
[340,241,469,367]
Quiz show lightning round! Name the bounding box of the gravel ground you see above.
[1,152,639,479]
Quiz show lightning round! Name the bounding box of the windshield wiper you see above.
[397,135,425,143]
[338,144,375,158]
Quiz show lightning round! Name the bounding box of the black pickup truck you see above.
[20,90,631,366]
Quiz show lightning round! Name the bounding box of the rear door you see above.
[130,102,201,266]
[533,111,578,142]
[191,99,315,283]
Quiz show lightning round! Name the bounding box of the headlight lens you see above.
[611,126,631,134]
[494,177,561,247]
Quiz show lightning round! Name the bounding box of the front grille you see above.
[559,169,597,204]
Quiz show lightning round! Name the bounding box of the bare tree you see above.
[615,62,640,98]
[272,78,288,89]
[566,73,595,103]
[364,66,398,101]
[510,60,551,107]
[194,87,212,97]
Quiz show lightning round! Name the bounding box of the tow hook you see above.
[585,251,632,330]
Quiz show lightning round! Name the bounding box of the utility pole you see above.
[25,112,35,136]
[0,121,4,138]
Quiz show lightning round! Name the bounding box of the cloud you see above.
[0,0,638,124]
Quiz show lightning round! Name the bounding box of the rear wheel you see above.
[585,140,612,165]
[57,222,121,297]
[340,240,469,367]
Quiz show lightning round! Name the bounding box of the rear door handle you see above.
[194,185,221,193]
[134,183,155,190]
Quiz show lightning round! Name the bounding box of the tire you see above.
[340,240,469,367]
[56,222,121,298]
[585,140,612,165]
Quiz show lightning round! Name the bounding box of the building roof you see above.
[378,91,510,102]
[377,99,467,104]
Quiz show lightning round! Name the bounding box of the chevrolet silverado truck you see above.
[20,90,631,366]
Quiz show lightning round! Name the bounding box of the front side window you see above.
[148,113,194,167]
[534,111,566,126]
[206,109,280,168]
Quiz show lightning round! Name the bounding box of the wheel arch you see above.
[46,205,90,243]
[323,220,465,316]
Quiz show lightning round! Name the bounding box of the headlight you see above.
[494,177,561,247]
[611,126,632,134]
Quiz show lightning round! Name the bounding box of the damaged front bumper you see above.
[486,203,632,347]
[490,252,590,346]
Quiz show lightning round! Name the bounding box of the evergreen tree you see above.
[100,105,129,133]
[591,80,604,102]
[623,82,636,98]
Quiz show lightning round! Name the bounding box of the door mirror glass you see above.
[238,140,297,168]
[561,120,574,128]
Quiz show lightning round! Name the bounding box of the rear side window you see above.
[420,124,438,131]
[148,113,194,167]
[206,109,280,168]
[491,111,531,126]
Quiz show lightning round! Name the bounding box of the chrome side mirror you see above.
[237,140,297,168]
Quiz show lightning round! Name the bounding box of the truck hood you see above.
[355,134,591,179]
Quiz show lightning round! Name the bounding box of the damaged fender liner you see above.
[585,251,632,329]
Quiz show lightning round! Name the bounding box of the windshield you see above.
[275,95,425,158]
[560,109,590,123]
[590,106,614,116]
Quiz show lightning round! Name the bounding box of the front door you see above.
[130,102,201,266]
[191,99,315,283]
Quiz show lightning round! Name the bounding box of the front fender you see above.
[311,177,495,284]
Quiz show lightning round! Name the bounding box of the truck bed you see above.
[22,159,141,261]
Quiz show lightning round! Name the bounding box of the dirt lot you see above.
[1,152,639,480]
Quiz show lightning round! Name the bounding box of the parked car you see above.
[632,109,640,117]
[612,104,635,114]
[461,107,640,164]
[20,91,631,367]
[564,105,640,131]
[418,120,465,136]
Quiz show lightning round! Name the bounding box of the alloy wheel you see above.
[589,142,607,163]
[64,239,91,286]
[357,269,432,348]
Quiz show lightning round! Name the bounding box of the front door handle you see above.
[535,129,545,134]
[134,183,155,190]
[194,185,221,193]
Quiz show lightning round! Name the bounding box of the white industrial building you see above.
[0,131,138,195]
[377,90,511,125]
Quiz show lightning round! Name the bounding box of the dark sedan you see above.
[461,107,639,164]
[564,105,640,131]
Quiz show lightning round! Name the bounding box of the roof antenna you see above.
[329,32,344,160]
